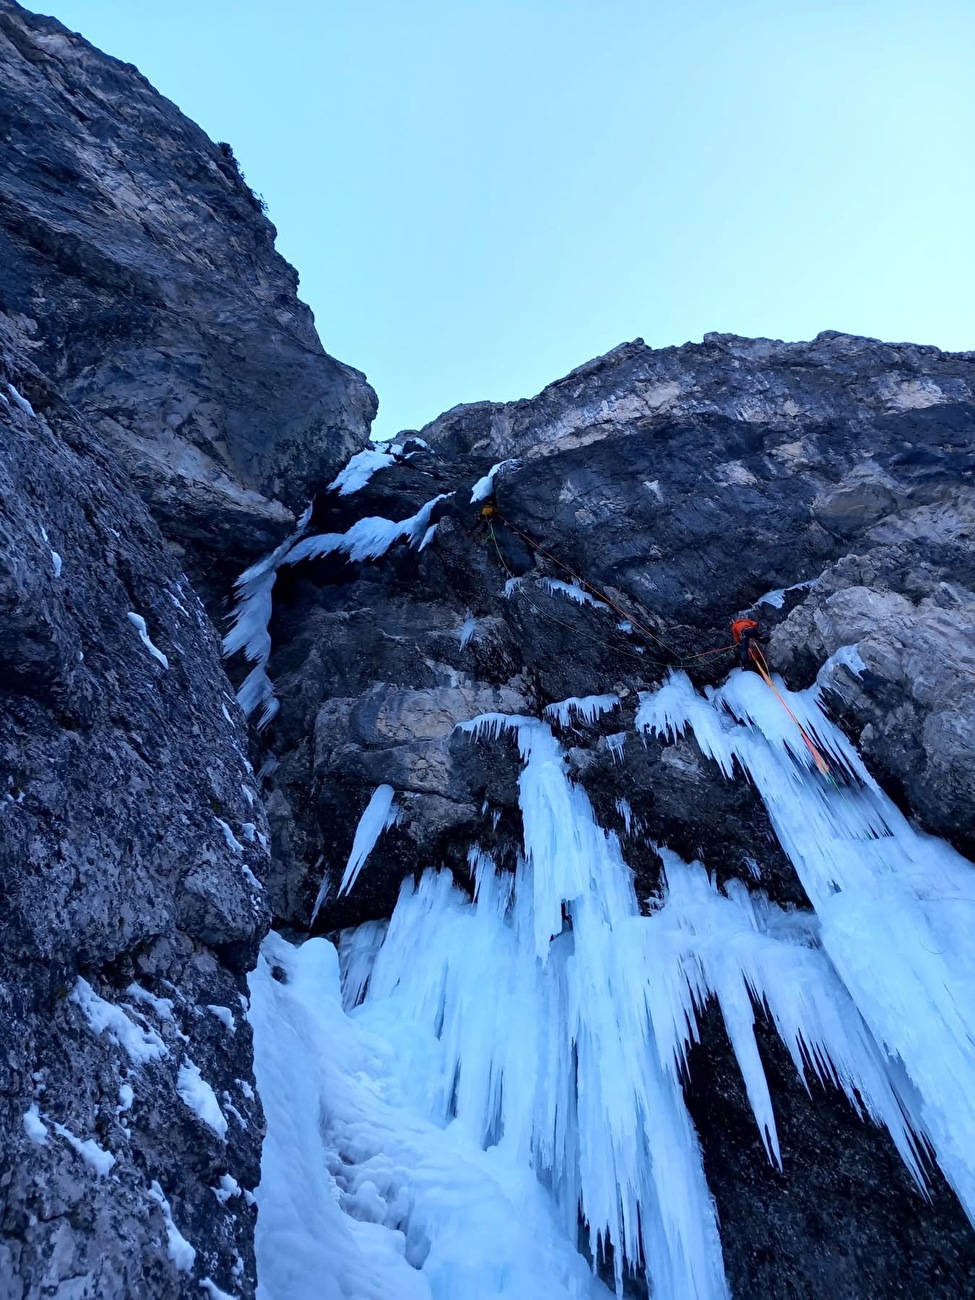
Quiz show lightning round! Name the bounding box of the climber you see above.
[730,616,764,671]
[468,493,500,540]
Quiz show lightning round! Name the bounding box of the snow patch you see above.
[207,1005,236,1034]
[126,612,169,669]
[148,1180,197,1272]
[7,382,35,417]
[53,1123,115,1176]
[23,1103,48,1145]
[755,577,820,609]
[470,457,521,503]
[50,550,62,578]
[71,978,167,1064]
[177,1059,228,1139]
[329,446,397,496]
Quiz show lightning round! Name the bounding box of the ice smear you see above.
[71,978,167,1064]
[755,577,820,609]
[7,382,35,416]
[177,1059,228,1139]
[53,1123,115,1176]
[148,1180,197,1271]
[539,577,609,610]
[249,929,609,1300]
[543,694,619,726]
[50,550,62,577]
[126,612,169,668]
[459,613,477,648]
[470,457,522,503]
[638,668,975,1220]
[329,446,398,496]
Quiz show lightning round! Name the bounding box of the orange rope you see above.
[749,646,832,776]
[487,511,834,773]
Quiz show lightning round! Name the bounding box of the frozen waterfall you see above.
[248,669,975,1300]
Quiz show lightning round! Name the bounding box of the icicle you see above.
[335,785,400,900]
[638,669,975,1221]
[543,695,620,726]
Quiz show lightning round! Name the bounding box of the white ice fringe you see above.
[225,496,450,726]
[470,457,522,503]
[638,668,975,1221]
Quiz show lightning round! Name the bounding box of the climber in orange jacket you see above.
[730,617,764,671]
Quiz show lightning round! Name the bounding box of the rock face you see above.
[0,3,373,1295]
[3,1,975,1295]
[0,0,376,574]
[253,333,975,1297]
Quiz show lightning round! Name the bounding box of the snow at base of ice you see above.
[177,1059,228,1139]
[249,931,611,1300]
[126,612,169,668]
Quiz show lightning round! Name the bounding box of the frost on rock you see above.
[177,1059,229,1139]
[638,668,975,1221]
[126,612,169,668]
[148,1180,197,1272]
[311,785,400,924]
[470,457,522,503]
[71,978,167,1065]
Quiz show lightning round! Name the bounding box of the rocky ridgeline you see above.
[2,1,975,1296]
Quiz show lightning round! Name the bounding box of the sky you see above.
[38,1,975,440]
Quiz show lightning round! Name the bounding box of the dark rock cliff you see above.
[0,2,371,1295]
[257,333,975,1297]
[2,2,975,1297]
[0,0,376,574]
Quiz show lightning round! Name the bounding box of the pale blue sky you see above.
[40,1,975,439]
